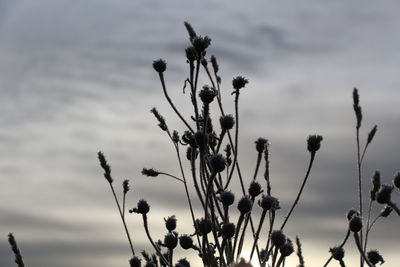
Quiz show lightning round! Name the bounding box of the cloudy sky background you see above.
[1,1,399,266]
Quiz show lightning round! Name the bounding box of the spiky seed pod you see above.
[260,195,280,211]
[164,233,178,249]
[393,172,400,189]
[184,21,197,42]
[142,168,159,177]
[179,235,194,250]
[349,215,363,233]
[98,151,113,183]
[197,218,212,235]
[178,258,191,267]
[307,135,323,153]
[221,222,235,239]
[172,131,180,144]
[194,131,208,151]
[376,184,394,204]
[165,216,177,232]
[271,230,286,249]
[248,181,262,198]
[367,125,378,144]
[185,46,197,62]
[353,88,363,128]
[329,246,345,261]
[150,107,168,131]
[220,114,235,130]
[255,137,268,153]
[232,76,248,90]
[220,191,235,206]
[8,233,25,267]
[129,256,142,267]
[280,238,294,257]
[153,59,167,73]
[182,131,197,147]
[370,170,381,201]
[380,205,393,217]
[209,154,226,173]
[130,199,150,215]
[237,196,253,214]
[192,36,211,54]
[199,85,216,104]
[367,250,385,265]
[346,208,360,220]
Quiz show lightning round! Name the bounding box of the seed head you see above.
[220,114,235,131]
[280,238,294,257]
[349,215,363,232]
[194,131,208,151]
[178,258,191,267]
[380,205,393,217]
[237,196,253,214]
[260,195,280,211]
[367,125,378,144]
[307,135,323,153]
[192,36,211,54]
[393,171,400,189]
[370,170,381,201]
[142,168,159,177]
[185,46,197,62]
[220,191,235,206]
[164,232,178,249]
[184,21,197,42]
[367,250,384,265]
[97,151,113,183]
[182,131,197,147]
[179,235,194,250]
[130,199,150,215]
[271,230,286,248]
[210,55,219,73]
[150,107,168,131]
[208,154,226,173]
[221,222,235,239]
[153,59,167,73]
[232,76,248,90]
[164,215,177,232]
[346,208,360,220]
[376,184,394,204]
[248,181,262,198]
[329,246,345,261]
[199,85,216,104]
[353,88,363,129]
[186,147,198,161]
[196,218,212,235]
[255,137,268,153]
[123,179,130,194]
[129,256,142,267]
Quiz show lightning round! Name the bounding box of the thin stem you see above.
[280,153,316,230]
[363,200,373,257]
[158,171,185,183]
[142,214,169,266]
[109,183,135,256]
[355,127,364,267]
[323,230,350,267]
[249,210,267,260]
[253,152,263,181]
[353,233,374,267]
[159,73,194,133]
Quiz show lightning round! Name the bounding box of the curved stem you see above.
[353,232,374,267]
[323,230,350,267]
[142,214,169,266]
[249,210,267,260]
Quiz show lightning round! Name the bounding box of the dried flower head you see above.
[307,135,323,153]
[97,151,113,183]
[255,137,268,153]
[194,131,208,151]
[177,258,191,267]
[349,215,363,233]
[210,55,219,73]
[192,36,211,54]
[123,179,130,194]
[248,181,262,198]
[370,170,381,201]
[208,154,226,173]
[376,184,394,205]
[346,208,360,220]
[179,235,194,250]
[367,125,378,144]
[380,205,393,218]
[196,218,212,235]
[129,256,142,267]
[237,196,253,214]
[353,88,363,128]
[220,114,235,131]
[221,222,235,239]
[199,85,216,104]
[130,199,150,215]
[150,107,168,131]
[329,246,345,261]
[153,59,167,73]
[185,46,197,62]
[164,215,177,232]
[367,250,385,265]
[271,230,286,248]
[181,131,197,147]
[184,21,197,42]
[280,238,294,257]
[164,232,178,249]
[142,168,159,177]
[260,195,280,211]
[220,191,235,206]
[232,76,248,90]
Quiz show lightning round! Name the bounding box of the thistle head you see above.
[329,246,345,261]
[367,250,384,265]
[130,199,150,215]
[232,76,248,90]
[221,222,235,239]
[153,59,167,73]
[192,36,211,54]
[220,114,235,131]
[179,235,194,250]
[163,232,178,249]
[220,191,235,207]
[376,184,394,205]
[307,135,323,154]
[248,181,262,198]
[271,230,286,248]
[349,215,363,233]
[260,195,280,211]
[237,196,253,214]
[164,215,177,232]
[129,256,141,267]
[199,85,216,104]
[255,137,268,153]
[280,238,294,257]
[208,154,226,173]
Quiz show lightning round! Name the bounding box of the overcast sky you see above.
[1,1,399,267]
